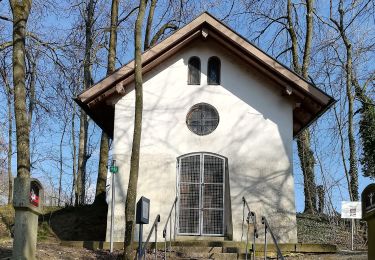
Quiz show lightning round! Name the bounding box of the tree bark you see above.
[297,130,317,213]
[7,85,13,205]
[124,0,147,258]
[95,132,109,202]
[77,0,95,205]
[71,102,77,206]
[287,0,317,213]
[94,0,119,204]
[144,0,157,50]
[58,117,67,206]
[9,0,32,179]
[330,0,359,201]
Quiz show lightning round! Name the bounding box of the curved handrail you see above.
[163,197,178,237]
[163,197,178,260]
[261,216,284,260]
[141,214,160,260]
[241,197,258,260]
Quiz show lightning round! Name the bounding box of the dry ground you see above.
[0,239,367,260]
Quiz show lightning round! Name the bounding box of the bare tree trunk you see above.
[144,0,157,50]
[71,102,77,205]
[58,117,67,206]
[345,43,358,201]
[7,87,13,205]
[124,0,147,258]
[0,65,13,204]
[26,50,36,128]
[317,185,324,213]
[94,0,119,204]
[330,0,359,201]
[10,0,32,179]
[297,131,317,213]
[287,0,317,213]
[77,0,95,205]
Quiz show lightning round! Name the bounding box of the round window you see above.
[186,103,219,136]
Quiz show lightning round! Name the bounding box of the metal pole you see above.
[110,169,115,253]
[155,223,158,260]
[139,224,143,260]
[174,202,177,241]
[264,226,267,260]
[169,217,172,251]
[253,229,256,260]
[241,201,245,242]
[245,215,249,260]
[351,219,354,251]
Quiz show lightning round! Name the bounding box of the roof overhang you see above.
[75,12,335,139]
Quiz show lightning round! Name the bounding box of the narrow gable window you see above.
[207,56,221,85]
[188,56,201,85]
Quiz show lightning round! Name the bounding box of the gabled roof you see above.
[75,12,335,139]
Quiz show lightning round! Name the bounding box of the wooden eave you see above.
[75,12,334,139]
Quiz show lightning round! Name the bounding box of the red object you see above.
[30,191,39,207]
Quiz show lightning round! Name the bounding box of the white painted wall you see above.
[106,38,297,243]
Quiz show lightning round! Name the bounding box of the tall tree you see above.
[328,0,373,200]
[77,0,96,205]
[124,0,147,258]
[94,0,119,203]
[287,0,317,213]
[9,0,32,179]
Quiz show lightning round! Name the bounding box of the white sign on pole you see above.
[341,201,362,219]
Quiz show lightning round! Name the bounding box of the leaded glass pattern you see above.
[186,103,219,136]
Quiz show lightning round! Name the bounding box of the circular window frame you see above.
[186,103,220,136]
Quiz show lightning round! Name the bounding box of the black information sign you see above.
[362,183,375,218]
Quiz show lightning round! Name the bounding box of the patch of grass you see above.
[38,222,56,241]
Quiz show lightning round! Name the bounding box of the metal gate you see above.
[177,153,225,236]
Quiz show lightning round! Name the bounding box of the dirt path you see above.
[0,240,367,259]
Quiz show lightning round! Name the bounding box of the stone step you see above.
[168,246,223,258]
[165,252,238,260]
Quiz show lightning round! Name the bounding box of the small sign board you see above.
[341,201,362,219]
[110,165,118,174]
[361,183,375,219]
[136,196,150,224]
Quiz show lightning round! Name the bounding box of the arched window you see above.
[188,56,201,85]
[207,56,221,85]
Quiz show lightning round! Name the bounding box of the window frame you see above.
[186,103,220,136]
[187,56,201,85]
[207,56,221,85]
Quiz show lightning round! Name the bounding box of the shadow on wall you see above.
[113,40,296,242]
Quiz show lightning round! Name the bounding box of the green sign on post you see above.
[110,165,118,174]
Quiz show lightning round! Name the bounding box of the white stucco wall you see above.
[106,38,297,243]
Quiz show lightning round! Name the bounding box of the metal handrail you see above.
[261,216,284,260]
[241,197,258,260]
[140,214,161,260]
[163,197,178,260]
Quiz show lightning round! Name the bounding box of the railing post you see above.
[155,222,158,260]
[174,200,177,241]
[264,225,267,260]
[169,216,172,251]
[164,231,167,260]
[241,197,245,242]
[245,211,250,260]
[252,213,256,260]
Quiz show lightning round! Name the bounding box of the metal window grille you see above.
[186,103,219,136]
[177,153,225,236]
